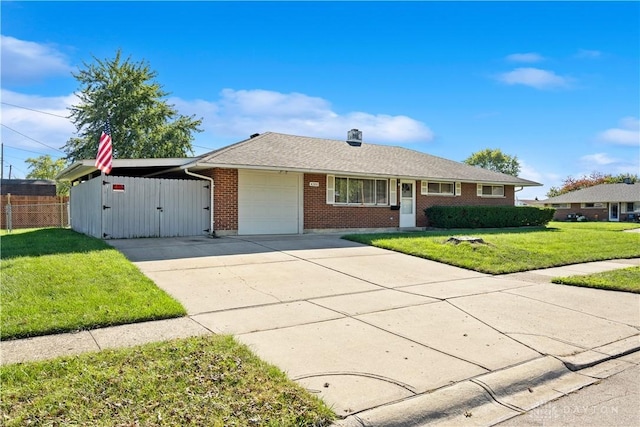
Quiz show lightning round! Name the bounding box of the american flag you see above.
[95,119,113,174]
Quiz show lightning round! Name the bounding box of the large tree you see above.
[63,50,202,162]
[25,155,70,195]
[463,148,521,176]
[546,172,638,198]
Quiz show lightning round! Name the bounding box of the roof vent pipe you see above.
[347,129,362,146]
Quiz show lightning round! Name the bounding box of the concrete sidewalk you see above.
[2,234,639,426]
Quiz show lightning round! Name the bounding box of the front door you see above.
[399,180,416,228]
[609,202,619,221]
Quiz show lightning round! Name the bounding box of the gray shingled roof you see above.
[189,132,541,186]
[543,183,640,203]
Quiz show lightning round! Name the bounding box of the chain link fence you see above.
[2,199,70,231]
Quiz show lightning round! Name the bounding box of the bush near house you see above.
[424,205,555,229]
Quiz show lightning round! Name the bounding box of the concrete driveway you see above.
[109,234,640,425]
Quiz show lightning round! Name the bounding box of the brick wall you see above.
[209,169,519,232]
[303,174,399,229]
[418,183,515,226]
[304,176,516,229]
[200,168,238,232]
[550,203,608,221]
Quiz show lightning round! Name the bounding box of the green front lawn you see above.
[0,228,186,340]
[553,266,640,294]
[343,221,640,274]
[0,335,335,426]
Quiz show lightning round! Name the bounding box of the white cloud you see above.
[597,117,640,146]
[578,151,639,177]
[3,87,432,165]
[0,89,76,152]
[171,88,434,143]
[580,152,617,165]
[515,160,563,200]
[574,49,602,59]
[0,35,75,85]
[506,53,545,63]
[496,67,571,90]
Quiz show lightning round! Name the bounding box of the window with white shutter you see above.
[326,175,335,204]
[390,179,397,206]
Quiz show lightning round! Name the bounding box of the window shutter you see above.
[421,181,427,195]
[390,179,397,206]
[326,175,335,204]
[477,184,483,196]
[455,182,462,196]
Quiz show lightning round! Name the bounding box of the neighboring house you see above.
[1,179,56,196]
[58,130,541,238]
[542,182,640,222]
[516,198,543,207]
[1,179,68,230]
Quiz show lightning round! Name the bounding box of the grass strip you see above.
[0,334,335,426]
[1,228,186,340]
[552,266,640,294]
[343,222,640,274]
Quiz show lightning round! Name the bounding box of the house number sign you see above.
[309,182,319,187]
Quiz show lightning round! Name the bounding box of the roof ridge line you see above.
[195,132,273,163]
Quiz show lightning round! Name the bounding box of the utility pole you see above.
[1,142,3,181]
[8,164,12,179]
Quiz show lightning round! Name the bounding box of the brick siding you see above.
[200,168,238,232]
[303,174,399,229]
[209,169,518,232]
[550,203,608,221]
[418,183,515,227]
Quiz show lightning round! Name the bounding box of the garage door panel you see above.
[238,170,301,235]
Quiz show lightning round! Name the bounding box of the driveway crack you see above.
[223,265,283,303]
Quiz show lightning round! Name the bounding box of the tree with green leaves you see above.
[463,148,521,176]
[546,172,638,198]
[63,50,202,163]
[25,155,70,195]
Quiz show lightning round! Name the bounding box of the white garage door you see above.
[238,170,301,235]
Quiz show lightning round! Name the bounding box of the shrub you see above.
[424,205,555,228]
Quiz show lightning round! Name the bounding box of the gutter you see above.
[182,162,541,187]
[184,168,215,237]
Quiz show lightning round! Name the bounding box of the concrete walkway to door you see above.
[2,234,639,426]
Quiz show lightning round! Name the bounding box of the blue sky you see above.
[1,1,638,200]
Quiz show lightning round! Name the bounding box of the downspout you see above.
[514,186,523,205]
[184,168,215,237]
